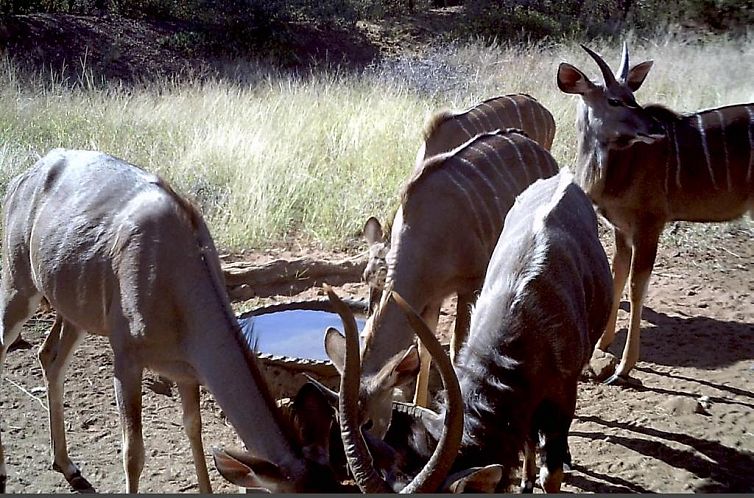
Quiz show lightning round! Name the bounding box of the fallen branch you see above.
[222,254,367,301]
[6,378,48,412]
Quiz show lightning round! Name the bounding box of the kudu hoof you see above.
[603,372,642,387]
[53,464,95,493]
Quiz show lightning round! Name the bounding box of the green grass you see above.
[1,34,752,251]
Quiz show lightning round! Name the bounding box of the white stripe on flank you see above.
[461,150,506,221]
[746,107,754,185]
[474,141,517,198]
[500,134,530,185]
[458,157,505,233]
[468,110,487,134]
[664,138,670,194]
[697,114,718,190]
[457,118,476,141]
[671,122,682,190]
[445,166,488,237]
[503,95,524,129]
[527,100,540,141]
[715,110,731,191]
[478,102,500,130]
[520,136,545,179]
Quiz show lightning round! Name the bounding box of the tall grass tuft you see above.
[0,35,752,251]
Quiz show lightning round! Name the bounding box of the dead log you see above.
[222,255,367,301]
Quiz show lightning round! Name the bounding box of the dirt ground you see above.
[0,223,751,493]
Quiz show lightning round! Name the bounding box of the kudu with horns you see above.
[558,44,754,383]
[363,94,556,314]
[334,129,560,438]
[336,171,613,493]
[0,149,352,493]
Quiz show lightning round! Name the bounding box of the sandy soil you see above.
[0,225,751,493]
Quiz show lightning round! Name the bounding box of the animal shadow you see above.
[573,415,754,492]
[608,302,754,370]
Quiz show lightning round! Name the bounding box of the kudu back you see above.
[330,130,560,438]
[0,149,341,493]
[363,94,556,309]
[558,43,754,383]
[338,171,613,492]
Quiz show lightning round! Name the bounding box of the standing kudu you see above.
[363,94,556,313]
[0,149,350,493]
[331,130,559,438]
[335,172,613,492]
[558,44,754,383]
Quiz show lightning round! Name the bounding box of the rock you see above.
[583,349,618,382]
[660,395,710,416]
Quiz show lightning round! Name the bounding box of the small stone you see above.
[584,349,618,382]
[660,395,709,416]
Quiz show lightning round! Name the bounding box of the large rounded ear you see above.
[293,382,336,466]
[363,217,384,246]
[625,60,653,92]
[213,447,279,492]
[445,464,504,493]
[324,327,346,374]
[557,62,595,95]
[373,344,421,390]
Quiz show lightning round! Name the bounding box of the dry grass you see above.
[1,34,752,251]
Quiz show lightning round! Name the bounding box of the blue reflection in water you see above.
[239,310,367,361]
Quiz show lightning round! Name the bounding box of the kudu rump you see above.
[558,44,754,383]
[334,171,613,492]
[363,94,556,314]
[332,129,560,440]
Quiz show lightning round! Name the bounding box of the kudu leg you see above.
[0,287,42,492]
[613,225,662,380]
[449,292,473,364]
[596,228,631,352]
[520,438,537,493]
[38,316,91,491]
[177,382,212,493]
[113,354,145,493]
[412,302,441,407]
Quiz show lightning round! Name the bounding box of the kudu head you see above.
[362,217,390,315]
[557,43,665,156]
[212,380,347,493]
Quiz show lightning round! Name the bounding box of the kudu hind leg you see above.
[597,228,631,352]
[614,224,662,379]
[38,316,91,491]
[413,302,441,407]
[177,382,211,493]
[0,286,42,491]
[112,353,145,492]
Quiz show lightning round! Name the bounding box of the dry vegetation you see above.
[1,35,752,250]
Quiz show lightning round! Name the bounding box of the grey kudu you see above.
[558,44,754,383]
[335,172,613,492]
[337,129,560,444]
[1,150,342,493]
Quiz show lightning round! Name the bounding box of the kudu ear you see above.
[624,60,654,92]
[212,447,279,493]
[324,327,346,374]
[293,382,335,466]
[445,464,504,493]
[374,344,421,389]
[363,217,384,246]
[557,62,595,95]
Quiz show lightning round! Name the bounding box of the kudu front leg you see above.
[596,227,631,352]
[449,292,474,364]
[177,382,211,493]
[413,302,441,407]
[611,223,663,383]
[38,316,91,491]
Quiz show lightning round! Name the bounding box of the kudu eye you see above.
[607,98,623,107]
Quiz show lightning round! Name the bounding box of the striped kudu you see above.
[337,171,613,493]
[557,44,754,383]
[363,95,556,314]
[330,129,560,438]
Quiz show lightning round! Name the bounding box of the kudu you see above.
[332,129,560,438]
[338,171,613,492]
[558,44,754,383]
[0,149,351,493]
[363,94,556,313]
